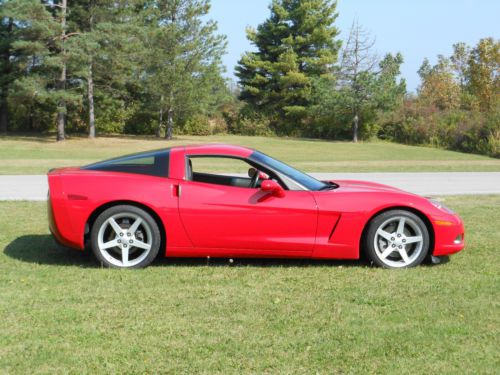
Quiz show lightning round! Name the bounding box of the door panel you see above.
[178,181,318,253]
[192,172,252,188]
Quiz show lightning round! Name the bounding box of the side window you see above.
[187,156,258,188]
[83,150,170,178]
[189,156,251,176]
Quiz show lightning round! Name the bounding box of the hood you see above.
[328,179,410,194]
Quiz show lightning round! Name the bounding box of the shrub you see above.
[209,116,229,134]
[378,99,500,158]
[95,96,137,134]
[233,115,274,136]
[181,115,212,136]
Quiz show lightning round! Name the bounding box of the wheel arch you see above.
[359,205,435,258]
[84,200,167,256]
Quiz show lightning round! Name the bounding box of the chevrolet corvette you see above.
[47,144,464,269]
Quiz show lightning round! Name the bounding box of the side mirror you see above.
[260,180,285,197]
[249,168,270,181]
[258,171,269,180]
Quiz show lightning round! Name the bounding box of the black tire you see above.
[364,209,430,269]
[90,205,161,269]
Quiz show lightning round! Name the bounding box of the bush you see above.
[209,116,229,134]
[229,106,274,136]
[233,115,274,136]
[378,99,500,158]
[95,96,137,134]
[181,115,212,136]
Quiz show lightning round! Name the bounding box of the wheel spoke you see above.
[398,248,410,264]
[128,217,143,234]
[122,247,129,266]
[380,247,394,259]
[377,229,392,241]
[405,235,423,244]
[108,218,123,235]
[101,239,119,250]
[132,239,151,250]
[396,218,406,234]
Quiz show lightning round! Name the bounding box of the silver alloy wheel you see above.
[97,212,153,268]
[373,215,424,268]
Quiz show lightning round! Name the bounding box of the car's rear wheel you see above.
[364,209,430,268]
[90,205,161,268]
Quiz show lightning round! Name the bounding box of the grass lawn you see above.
[0,195,498,373]
[0,134,499,174]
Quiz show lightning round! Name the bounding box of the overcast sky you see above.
[208,0,500,92]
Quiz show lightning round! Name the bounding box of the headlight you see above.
[429,199,455,214]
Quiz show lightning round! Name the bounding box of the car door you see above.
[177,156,318,255]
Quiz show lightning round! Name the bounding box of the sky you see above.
[208,0,500,92]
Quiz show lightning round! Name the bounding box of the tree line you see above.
[0,0,498,157]
[0,0,228,140]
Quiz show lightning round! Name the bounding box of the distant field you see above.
[0,195,498,373]
[0,134,499,174]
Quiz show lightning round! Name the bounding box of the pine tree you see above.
[375,53,406,112]
[67,0,139,138]
[4,0,81,140]
[0,1,15,133]
[55,0,68,140]
[140,0,226,139]
[236,0,341,133]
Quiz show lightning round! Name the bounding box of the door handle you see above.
[174,184,182,197]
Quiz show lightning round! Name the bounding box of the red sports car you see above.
[47,144,464,269]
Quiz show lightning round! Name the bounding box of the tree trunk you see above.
[87,11,95,138]
[0,100,8,134]
[56,73,66,141]
[56,0,68,142]
[165,107,173,140]
[352,113,359,143]
[0,18,13,134]
[164,92,174,140]
[156,95,164,137]
[156,108,163,137]
[88,63,95,138]
[28,109,33,130]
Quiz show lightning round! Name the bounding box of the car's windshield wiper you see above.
[319,181,338,191]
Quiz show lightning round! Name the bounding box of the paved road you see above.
[310,172,500,196]
[0,172,499,201]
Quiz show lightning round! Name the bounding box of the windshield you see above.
[249,151,328,191]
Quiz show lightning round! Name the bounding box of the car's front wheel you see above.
[90,205,161,268]
[364,209,430,268]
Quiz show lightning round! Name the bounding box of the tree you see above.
[375,52,406,112]
[4,0,82,140]
[417,56,461,111]
[308,20,405,141]
[467,37,499,111]
[67,0,139,138]
[0,1,15,133]
[451,42,471,89]
[67,0,98,138]
[236,0,341,133]
[140,0,226,139]
[338,20,378,142]
[55,0,68,141]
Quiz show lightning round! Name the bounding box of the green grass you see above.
[0,196,499,373]
[0,134,499,174]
